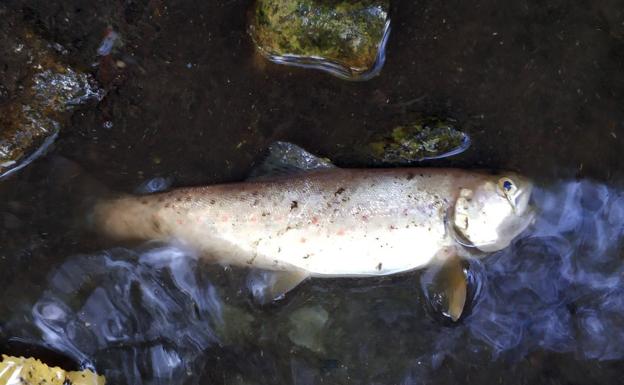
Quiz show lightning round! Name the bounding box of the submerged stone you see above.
[0,19,104,179]
[288,305,329,353]
[368,117,470,163]
[249,0,391,80]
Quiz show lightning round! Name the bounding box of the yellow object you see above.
[0,354,105,385]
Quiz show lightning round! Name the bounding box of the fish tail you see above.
[47,156,114,234]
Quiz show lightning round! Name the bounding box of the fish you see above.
[90,142,535,320]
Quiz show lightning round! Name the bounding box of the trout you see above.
[91,143,535,319]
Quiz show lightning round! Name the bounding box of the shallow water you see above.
[1,0,624,384]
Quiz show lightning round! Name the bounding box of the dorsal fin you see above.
[247,141,336,181]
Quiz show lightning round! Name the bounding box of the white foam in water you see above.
[453,180,624,361]
[13,244,224,384]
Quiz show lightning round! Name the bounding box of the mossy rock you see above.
[368,117,470,163]
[0,20,104,179]
[249,0,391,80]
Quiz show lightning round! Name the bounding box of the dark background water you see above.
[1,1,624,384]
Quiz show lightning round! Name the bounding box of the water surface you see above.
[1,0,623,384]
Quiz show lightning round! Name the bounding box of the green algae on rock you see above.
[0,22,104,179]
[249,0,391,80]
[368,118,470,163]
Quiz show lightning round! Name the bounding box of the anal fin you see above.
[247,269,310,305]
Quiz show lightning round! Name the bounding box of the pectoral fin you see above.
[247,269,310,305]
[443,256,467,322]
[422,250,468,322]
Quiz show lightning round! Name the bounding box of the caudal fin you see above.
[46,156,114,233]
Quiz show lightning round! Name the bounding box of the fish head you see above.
[452,172,535,253]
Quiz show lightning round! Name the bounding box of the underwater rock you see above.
[0,354,106,385]
[288,305,329,353]
[0,18,104,179]
[249,0,391,80]
[367,117,470,163]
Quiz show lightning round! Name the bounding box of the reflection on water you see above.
[465,180,624,360]
[2,180,624,384]
[4,245,224,384]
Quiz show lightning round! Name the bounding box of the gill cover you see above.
[452,174,534,252]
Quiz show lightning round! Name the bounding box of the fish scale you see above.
[90,141,533,321]
[94,168,490,276]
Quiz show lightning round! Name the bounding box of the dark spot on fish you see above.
[335,187,345,196]
[158,196,165,203]
[152,218,161,233]
[406,172,414,180]
[140,199,148,205]
[253,199,260,206]
[185,196,192,202]
[291,201,298,210]
[252,191,259,196]
[164,203,171,208]
[175,197,182,202]
[209,199,216,205]
[262,212,270,217]
[303,254,310,259]
[377,262,382,270]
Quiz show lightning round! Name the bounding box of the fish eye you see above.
[498,177,517,195]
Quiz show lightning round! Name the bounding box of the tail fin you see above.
[47,156,113,233]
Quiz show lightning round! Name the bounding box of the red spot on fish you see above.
[311,217,319,225]
[221,215,229,222]
[250,215,257,223]
[177,219,184,225]
[337,229,346,236]
[300,237,307,243]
